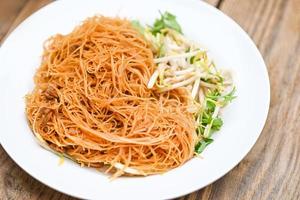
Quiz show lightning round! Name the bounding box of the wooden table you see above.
[0,0,299,199]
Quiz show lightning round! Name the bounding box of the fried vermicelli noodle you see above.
[26,16,196,177]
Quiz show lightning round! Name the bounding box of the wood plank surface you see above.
[0,0,299,199]
[0,0,28,43]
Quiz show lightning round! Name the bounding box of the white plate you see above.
[0,0,270,199]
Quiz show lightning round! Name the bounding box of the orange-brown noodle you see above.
[26,16,196,177]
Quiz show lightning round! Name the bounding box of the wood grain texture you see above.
[0,0,299,200]
[0,0,52,43]
[0,0,28,43]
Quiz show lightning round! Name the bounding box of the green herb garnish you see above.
[195,138,214,154]
[151,11,182,35]
[211,117,223,131]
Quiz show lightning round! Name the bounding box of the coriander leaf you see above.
[163,12,182,32]
[195,138,214,154]
[211,117,223,131]
[206,100,216,113]
[152,20,165,35]
[151,11,182,35]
